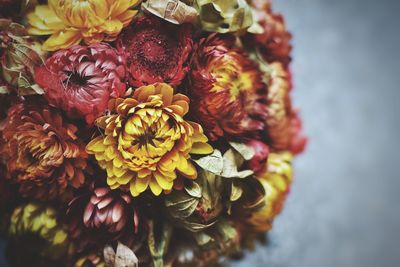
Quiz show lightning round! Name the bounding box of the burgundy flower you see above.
[35,43,127,124]
[67,182,139,251]
[117,15,193,87]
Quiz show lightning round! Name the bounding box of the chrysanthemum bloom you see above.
[189,34,268,141]
[27,0,140,51]
[35,43,127,124]
[248,152,293,232]
[265,63,307,154]
[116,16,193,87]
[2,102,88,201]
[245,0,292,67]
[67,183,139,251]
[87,83,213,197]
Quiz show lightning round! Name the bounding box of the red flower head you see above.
[2,101,88,202]
[245,0,292,67]
[189,34,268,141]
[117,15,193,87]
[67,181,140,252]
[35,43,127,124]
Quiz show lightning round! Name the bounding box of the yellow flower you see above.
[248,152,293,232]
[27,0,140,51]
[87,83,213,197]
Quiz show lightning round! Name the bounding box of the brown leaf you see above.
[142,0,198,24]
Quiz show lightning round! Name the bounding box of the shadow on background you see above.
[2,0,400,266]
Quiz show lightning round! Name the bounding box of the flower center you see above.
[67,71,88,87]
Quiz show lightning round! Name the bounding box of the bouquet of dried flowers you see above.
[0,0,306,266]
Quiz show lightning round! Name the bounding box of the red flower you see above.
[117,15,193,87]
[35,43,127,124]
[189,34,268,141]
[245,0,292,67]
[67,181,140,252]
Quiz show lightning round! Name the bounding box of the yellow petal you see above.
[177,158,197,179]
[42,30,82,51]
[149,179,163,196]
[190,142,214,155]
[154,172,174,190]
[86,137,106,153]
[135,176,150,193]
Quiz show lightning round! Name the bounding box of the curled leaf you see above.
[142,0,199,24]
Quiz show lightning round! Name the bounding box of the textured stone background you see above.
[2,0,400,266]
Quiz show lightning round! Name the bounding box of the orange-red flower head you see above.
[2,101,88,201]
[189,34,268,141]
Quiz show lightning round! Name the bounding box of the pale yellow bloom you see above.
[87,83,213,197]
[27,0,140,51]
[249,152,293,232]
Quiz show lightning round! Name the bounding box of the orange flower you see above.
[2,101,87,201]
[87,83,213,197]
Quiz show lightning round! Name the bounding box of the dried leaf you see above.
[184,180,202,198]
[193,149,223,175]
[229,141,256,160]
[104,243,138,267]
[230,182,243,202]
[104,245,116,267]
[115,242,139,267]
[216,220,237,242]
[194,231,213,246]
[142,0,199,24]
[221,149,253,178]
[165,190,200,219]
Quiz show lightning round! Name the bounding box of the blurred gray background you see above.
[2,0,400,266]
[233,0,400,267]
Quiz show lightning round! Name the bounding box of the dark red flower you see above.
[35,43,127,124]
[189,34,268,141]
[67,181,140,252]
[117,15,193,87]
